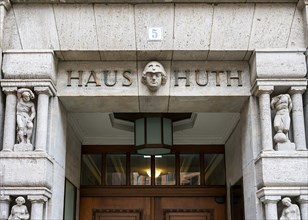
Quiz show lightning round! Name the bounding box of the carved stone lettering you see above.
[104,71,117,87]
[227,70,242,86]
[122,71,133,87]
[195,70,209,86]
[85,71,101,87]
[174,70,190,87]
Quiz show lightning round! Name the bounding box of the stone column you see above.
[28,195,48,220]
[298,195,308,220]
[290,87,307,150]
[2,87,17,152]
[34,87,52,152]
[257,86,274,151]
[260,196,281,220]
[0,195,10,220]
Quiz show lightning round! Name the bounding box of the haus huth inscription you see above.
[66,69,243,87]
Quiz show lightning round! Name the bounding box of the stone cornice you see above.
[0,79,57,96]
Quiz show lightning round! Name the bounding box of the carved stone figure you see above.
[271,94,295,150]
[14,88,36,152]
[280,197,301,220]
[8,196,30,220]
[142,61,167,92]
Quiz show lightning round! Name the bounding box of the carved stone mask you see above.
[142,61,167,92]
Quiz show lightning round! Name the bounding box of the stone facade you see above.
[0,0,308,219]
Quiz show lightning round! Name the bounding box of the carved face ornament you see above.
[142,61,167,92]
[22,92,31,102]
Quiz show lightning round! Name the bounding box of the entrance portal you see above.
[79,145,227,220]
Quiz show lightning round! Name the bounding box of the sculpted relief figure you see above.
[280,197,301,220]
[8,196,30,220]
[142,61,167,92]
[271,94,292,144]
[14,88,36,151]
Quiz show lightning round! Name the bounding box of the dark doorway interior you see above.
[230,177,245,220]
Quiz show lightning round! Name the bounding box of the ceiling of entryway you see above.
[68,112,240,145]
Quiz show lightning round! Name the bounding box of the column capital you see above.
[260,195,281,204]
[27,195,48,203]
[34,87,53,97]
[0,195,10,202]
[2,87,17,95]
[289,86,306,95]
[254,86,274,96]
[0,0,11,10]
[298,195,308,203]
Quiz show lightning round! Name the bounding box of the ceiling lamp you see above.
[135,116,173,155]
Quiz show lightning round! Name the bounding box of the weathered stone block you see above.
[2,50,57,82]
[0,152,53,189]
[255,151,308,189]
[250,50,307,83]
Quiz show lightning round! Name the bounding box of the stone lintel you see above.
[27,195,48,203]
[251,85,274,97]
[260,195,281,204]
[2,86,17,94]
[0,195,10,202]
[257,187,308,198]
[255,151,308,161]
[2,50,57,83]
[34,87,53,97]
[289,86,307,95]
[0,79,57,96]
[251,79,307,96]
[0,187,52,199]
[298,195,308,203]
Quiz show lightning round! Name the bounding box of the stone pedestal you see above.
[260,195,281,220]
[255,151,308,189]
[13,143,34,152]
[0,152,53,189]
[0,195,10,220]
[275,141,296,151]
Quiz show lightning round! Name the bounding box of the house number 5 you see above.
[148,27,162,41]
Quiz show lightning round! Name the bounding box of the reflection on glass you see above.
[155,154,175,185]
[131,154,151,185]
[204,154,226,185]
[106,154,126,186]
[180,154,200,185]
[81,154,102,185]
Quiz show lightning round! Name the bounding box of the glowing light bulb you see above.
[146,169,161,178]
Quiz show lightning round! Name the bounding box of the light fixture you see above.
[112,113,193,155]
[146,169,161,178]
[135,116,173,155]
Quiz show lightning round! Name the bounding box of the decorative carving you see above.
[280,197,301,220]
[142,61,167,92]
[163,208,214,220]
[8,196,30,220]
[14,88,36,152]
[271,94,295,151]
[92,209,143,220]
